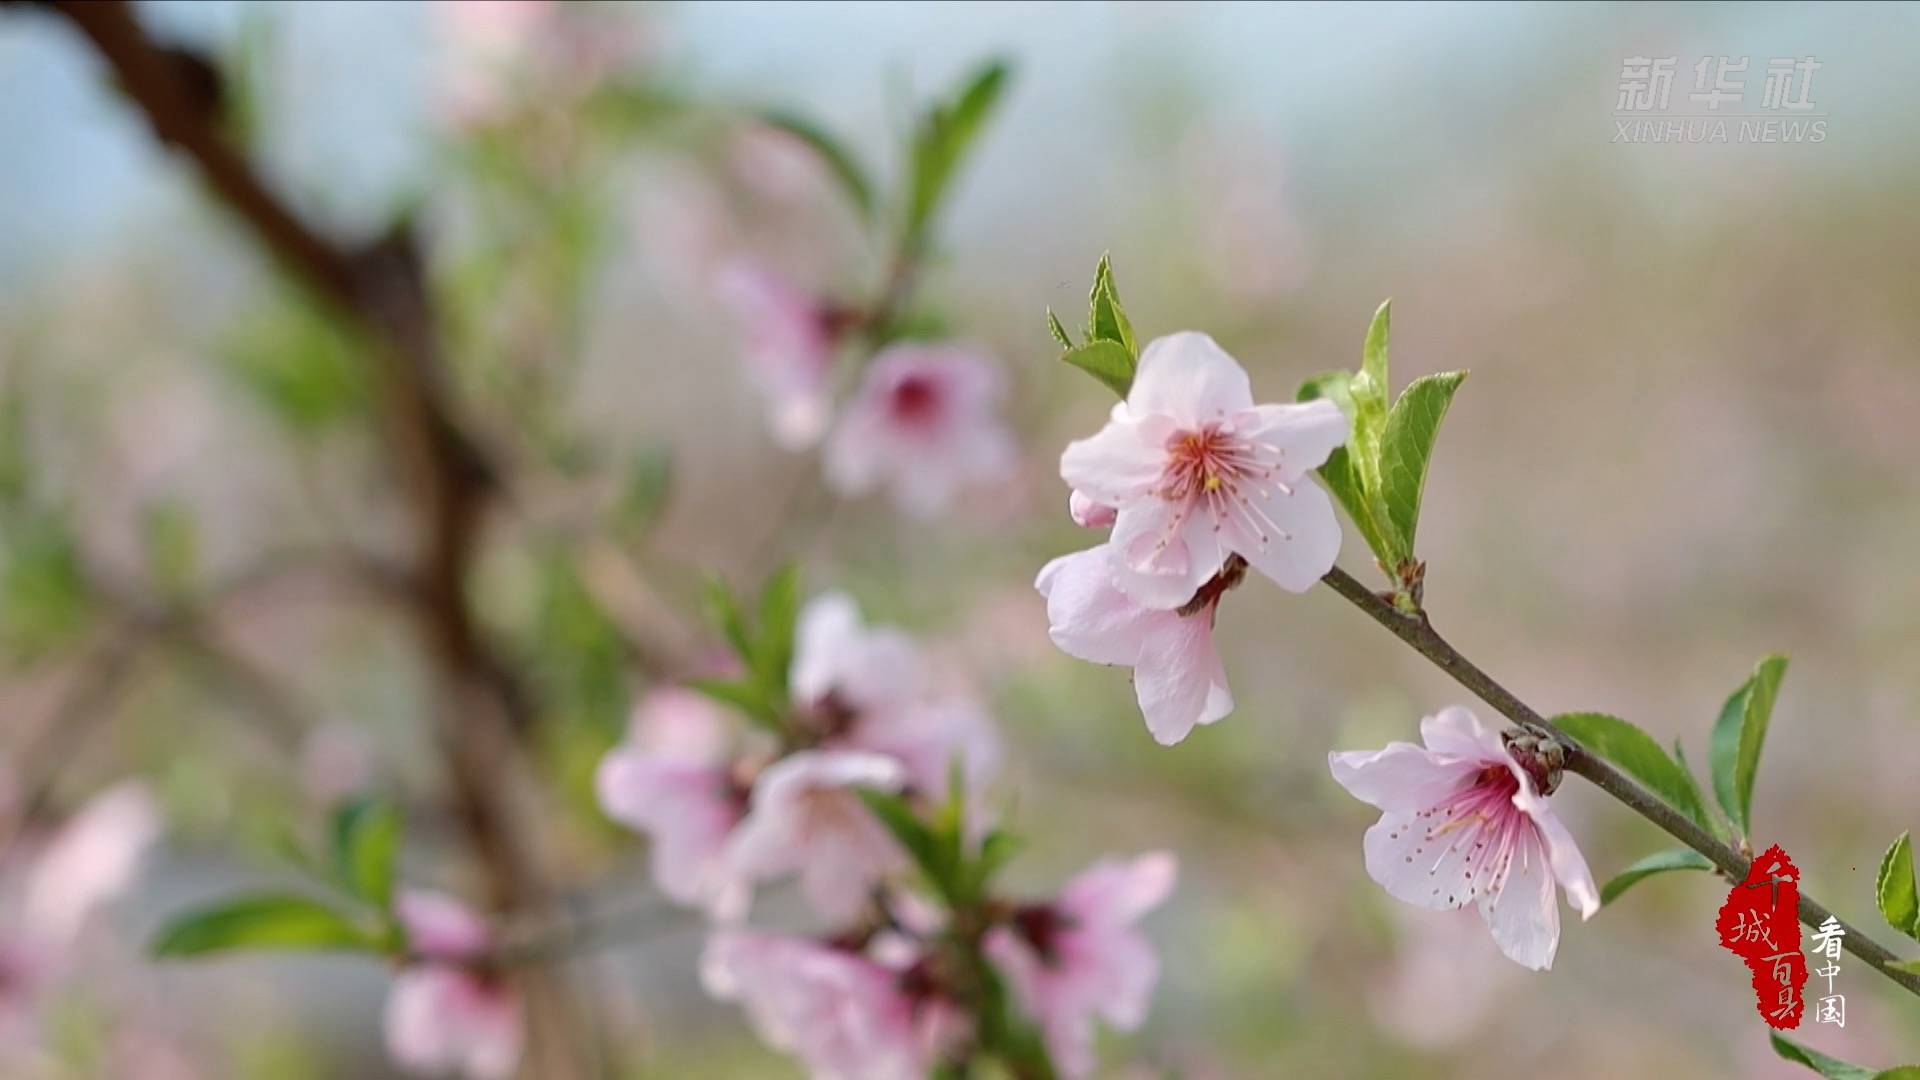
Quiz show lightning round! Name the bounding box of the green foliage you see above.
[1876,832,1920,941]
[151,893,384,958]
[331,799,401,910]
[1051,254,1139,398]
[140,499,200,598]
[1709,654,1788,838]
[1297,301,1466,595]
[1,511,93,662]
[758,110,875,220]
[691,566,804,731]
[1768,1032,1915,1080]
[529,551,629,737]
[612,445,673,542]
[1599,849,1715,907]
[221,291,370,436]
[1550,713,1716,836]
[904,59,1011,247]
[857,768,1020,911]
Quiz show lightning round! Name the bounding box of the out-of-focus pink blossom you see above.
[385,889,524,1080]
[432,0,551,127]
[984,852,1177,1079]
[1036,544,1231,745]
[1328,706,1600,971]
[717,261,842,450]
[0,781,160,1048]
[724,751,907,923]
[701,930,962,1080]
[825,344,1018,519]
[1059,332,1347,608]
[790,592,924,719]
[595,689,750,918]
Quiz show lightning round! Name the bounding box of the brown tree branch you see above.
[48,3,593,1072]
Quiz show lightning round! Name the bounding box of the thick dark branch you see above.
[1322,564,1920,998]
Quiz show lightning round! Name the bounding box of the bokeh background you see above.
[3,1,1919,1076]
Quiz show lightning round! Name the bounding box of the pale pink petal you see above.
[1479,827,1561,970]
[701,931,930,1079]
[628,688,733,763]
[1068,490,1117,528]
[1058,406,1168,506]
[1419,706,1506,763]
[725,751,907,923]
[384,966,524,1080]
[791,593,923,714]
[22,782,160,943]
[1233,399,1349,480]
[1125,332,1255,428]
[1515,791,1601,919]
[396,890,491,962]
[1328,743,1478,814]
[1060,852,1177,928]
[850,696,1003,805]
[1035,546,1158,666]
[1360,812,1481,912]
[825,345,1017,518]
[1215,472,1341,594]
[594,750,741,910]
[1109,497,1223,610]
[1131,612,1232,746]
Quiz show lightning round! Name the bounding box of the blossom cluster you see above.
[596,590,1175,1077]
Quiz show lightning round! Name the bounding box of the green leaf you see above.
[905,59,1011,243]
[221,292,369,436]
[856,789,956,901]
[753,564,802,701]
[1061,339,1135,399]
[1045,308,1074,350]
[1551,713,1715,834]
[1889,958,1920,976]
[151,893,381,958]
[1599,849,1715,906]
[688,676,780,731]
[1085,254,1136,358]
[332,800,401,909]
[612,447,672,541]
[0,512,93,662]
[1709,655,1789,837]
[1671,739,1720,840]
[1378,370,1466,560]
[141,500,200,597]
[758,110,875,220]
[1769,1032,1878,1080]
[703,578,755,663]
[1346,300,1393,515]
[1297,371,1388,559]
[1876,832,1920,940]
[1874,1069,1920,1080]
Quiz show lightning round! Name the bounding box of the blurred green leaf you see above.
[0,373,26,511]
[688,676,781,732]
[905,59,1011,245]
[1551,712,1715,835]
[758,110,875,220]
[1378,370,1465,561]
[1298,371,1389,565]
[140,500,200,598]
[856,788,955,900]
[530,553,628,737]
[612,446,673,541]
[704,577,755,662]
[1877,832,1920,940]
[1,512,92,662]
[752,564,802,705]
[1709,655,1788,837]
[1061,339,1134,399]
[1769,1032,1878,1080]
[331,799,401,910]
[152,893,381,958]
[1599,849,1714,906]
[222,292,369,436]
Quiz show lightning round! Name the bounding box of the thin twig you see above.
[1320,564,1920,998]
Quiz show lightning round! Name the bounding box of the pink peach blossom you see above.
[984,852,1177,1078]
[385,889,524,1080]
[717,261,841,449]
[1328,706,1600,970]
[595,689,749,917]
[1067,490,1117,529]
[1035,544,1231,745]
[824,344,1017,519]
[701,930,962,1080]
[1059,332,1347,608]
[791,592,925,719]
[724,751,908,923]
